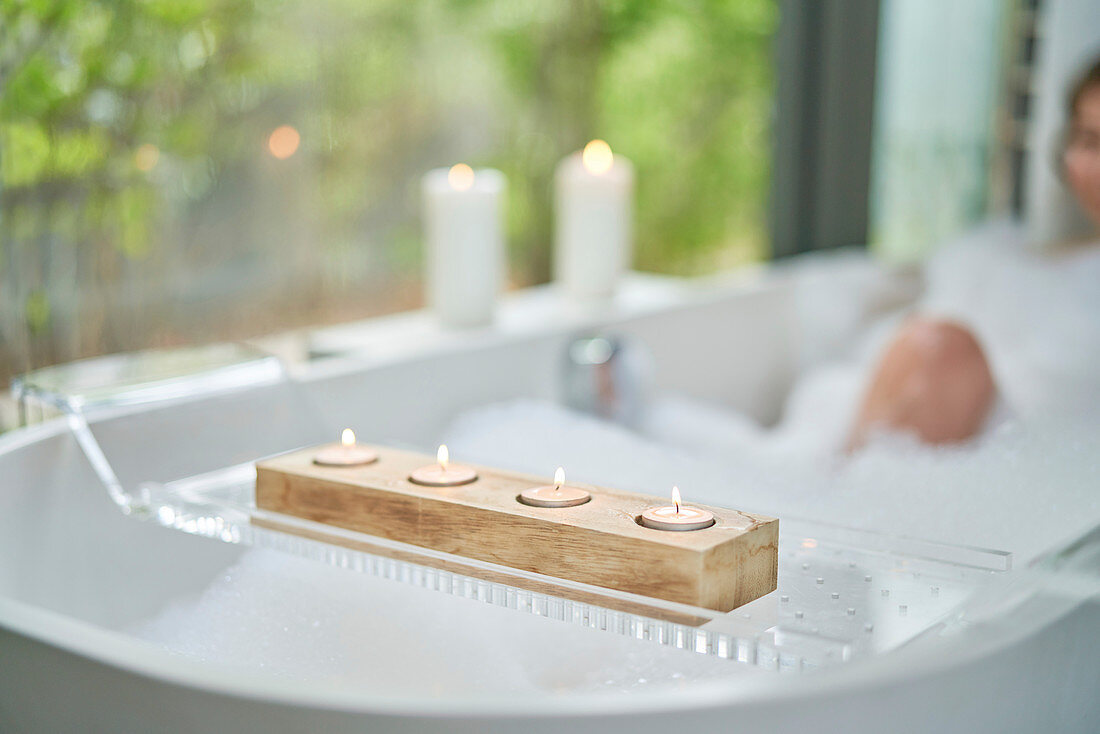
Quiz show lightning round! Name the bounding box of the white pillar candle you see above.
[554,140,634,301]
[422,164,505,328]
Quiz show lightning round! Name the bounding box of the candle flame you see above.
[671,486,682,514]
[582,139,613,175]
[553,466,565,492]
[437,444,450,472]
[447,163,475,191]
[341,428,355,447]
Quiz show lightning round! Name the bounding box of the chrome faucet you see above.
[561,334,653,429]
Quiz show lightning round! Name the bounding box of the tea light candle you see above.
[422,164,505,328]
[639,486,715,531]
[554,139,634,301]
[313,429,378,466]
[518,467,591,508]
[409,444,478,487]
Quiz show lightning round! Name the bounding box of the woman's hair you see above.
[1067,55,1100,117]
[1057,54,1100,178]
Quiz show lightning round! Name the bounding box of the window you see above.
[869,0,1014,261]
[0,1,777,382]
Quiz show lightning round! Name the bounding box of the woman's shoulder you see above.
[1044,234,1100,262]
[930,217,1029,263]
[920,219,1027,309]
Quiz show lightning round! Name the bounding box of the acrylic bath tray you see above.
[15,354,1011,673]
[136,458,1011,672]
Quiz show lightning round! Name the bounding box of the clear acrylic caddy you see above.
[15,345,1013,673]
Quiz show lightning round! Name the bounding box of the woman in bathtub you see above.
[847,55,1100,449]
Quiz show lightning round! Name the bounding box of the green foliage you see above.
[0,0,775,378]
[602,1,775,271]
[1,0,261,235]
[25,290,50,334]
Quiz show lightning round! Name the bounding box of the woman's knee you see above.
[848,317,996,448]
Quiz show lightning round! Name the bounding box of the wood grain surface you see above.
[255,444,778,611]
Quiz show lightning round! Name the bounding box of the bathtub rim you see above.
[1,576,1084,719]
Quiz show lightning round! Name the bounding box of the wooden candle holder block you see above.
[255,445,777,613]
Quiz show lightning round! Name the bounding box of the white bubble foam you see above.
[133,547,750,694]
[447,399,1100,564]
[447,226,1100,563]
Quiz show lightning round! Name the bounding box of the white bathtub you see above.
[1,259,1097,733]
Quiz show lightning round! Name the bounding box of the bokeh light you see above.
[134,143,160,171]
[447,163,475,191]
[268,125,300,160]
